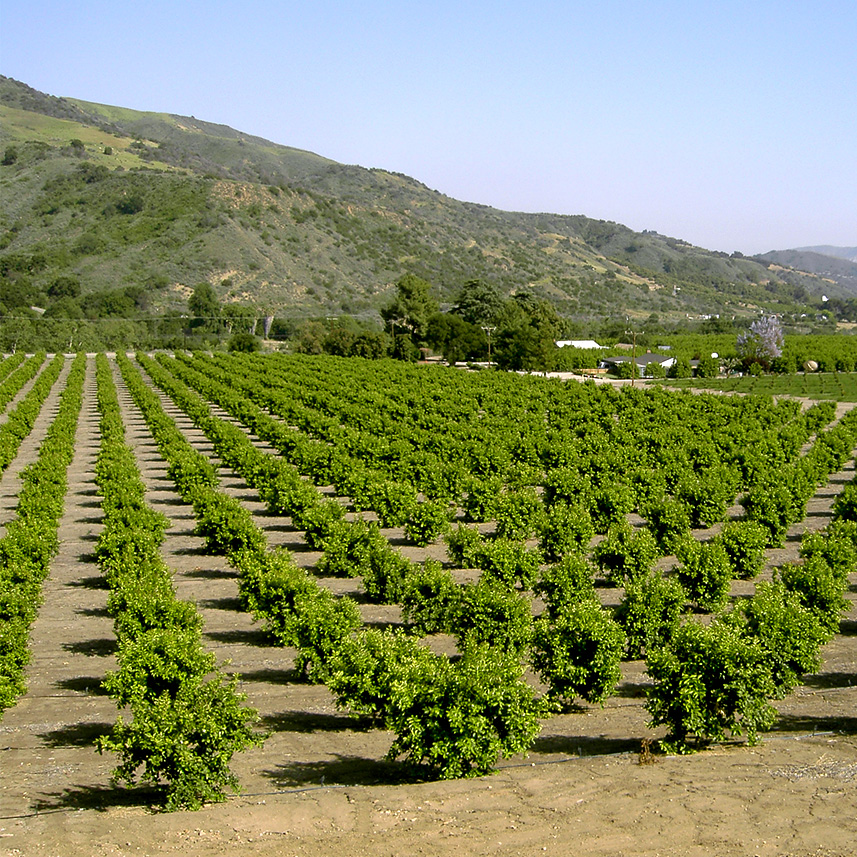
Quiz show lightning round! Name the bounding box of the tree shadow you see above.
[802,672,857,690]
[279,540,321,555]
[260,709,371,734]
[183,565,235,579]
[260,521,299,534]
[70,569,107,587]
[236,666,301,685]
[198,596,244,612]
[614,680,651,699]
[56,675,110,695]
[63,637,118,657]
[771,713,857,735]
[169,542,209,555]
[76,605,111,618]
[361,618,406,633]
[261,754,418,789]
[39,720,113,747]
[530,733,644,757]
[153,496,193,507]
[840,618,857,635]
[30,783,162,814]
[205,628,275,647]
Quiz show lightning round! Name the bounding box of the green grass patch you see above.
[661,372,857,401]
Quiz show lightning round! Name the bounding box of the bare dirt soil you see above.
[1,357,855,857]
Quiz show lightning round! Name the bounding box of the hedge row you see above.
[117,353,548,779]
[0,354,83,716]
[93,354,262,811]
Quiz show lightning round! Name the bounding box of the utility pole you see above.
[624,327,643,386]
[481,326,496,366]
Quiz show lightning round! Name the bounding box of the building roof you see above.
[555,339,604,349]
[600,352,676,368]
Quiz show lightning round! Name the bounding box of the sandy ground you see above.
[0,356,855,857]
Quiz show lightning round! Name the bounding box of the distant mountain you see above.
[755,248,857,294]
[0,75,847,324]
[794,246,857,264]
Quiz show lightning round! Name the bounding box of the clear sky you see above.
[2,0,855,255]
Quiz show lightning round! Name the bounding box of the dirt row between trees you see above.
[0,355,855,857]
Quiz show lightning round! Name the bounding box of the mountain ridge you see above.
[0,75,850,325]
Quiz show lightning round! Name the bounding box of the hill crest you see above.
[0,75,849,324]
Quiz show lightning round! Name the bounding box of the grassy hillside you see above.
[758,248,857,293]
[0,75,845,326]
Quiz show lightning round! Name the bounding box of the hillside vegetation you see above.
[0,75,848,328]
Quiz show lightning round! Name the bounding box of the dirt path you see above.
[0,357,118,815]
[0,355,854,857]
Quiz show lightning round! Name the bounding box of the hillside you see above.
[0,75,847,325]
[757,248,857,295]
[795,246,857,264]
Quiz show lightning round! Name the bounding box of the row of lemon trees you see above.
[135,352,854,759]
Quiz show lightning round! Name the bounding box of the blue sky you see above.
[2,0,855,254]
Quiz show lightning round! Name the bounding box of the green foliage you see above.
[400,560,462,636]
[227,332,260,352]
[778,555,848,637]
[451,278,505,326]
[742,478,802,547]
[800,524,857,578]
[592,521,660,587]
[645,361,666,379]
[530,600,625,705]
[674,538,733,613]
[98,628,263,811]
[644,498,692,554]
[494,295,561,373]
[381,273,439,343]
[454,578,534,656]
[533,553,597,618]
[590,481,636,534]
[426,313,484,364]
[444,523,483,567]
[404,499,451,546]
[646,621,777,751]
[356,478,417,528]
[832,481,857,522]
[474,537,542,591]
[538,500,594,561]
[327,628,438,722]
[615,571,685,659]
[675,469,733,528]
[495,488,543,541]
[462,476,503,522]
[355,539,414,604]
[316,517,382,578]
[384,642,543,779]
[266,580,362,682]
[543,467,592,509]
[191,490,266,557]
[667,357,693,379]
[726,581,826,698]
[718,521,769,579]
[293,498,345,550]
[0,353,83,717]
